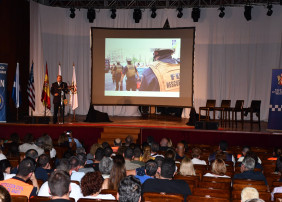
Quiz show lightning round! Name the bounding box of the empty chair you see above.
[230,100,244,128]
[213,100,231,126]
[244,100,261,129]
[199,100,216,121]
[143,192,184,202]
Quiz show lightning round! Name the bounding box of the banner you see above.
[69,64,78,110]
[268,69,282,131]
[0,63,8,122]
[12,62,21,108]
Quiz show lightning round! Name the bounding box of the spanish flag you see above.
[41,62,51,109]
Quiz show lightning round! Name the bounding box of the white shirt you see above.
[81,194,115,200]
[18,143,44,156]
[3,173,15,180]
[71,171,85,182]
[38,182,83,202]
[237,156,262,164]
[50,148,56,159]
[271,186,282,201]
[204,173,231,178]
[192,158,207,165]
[0,153,7,161]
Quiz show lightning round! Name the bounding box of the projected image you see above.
[105,38,181,97]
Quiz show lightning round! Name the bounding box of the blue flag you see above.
[12,62,21,108]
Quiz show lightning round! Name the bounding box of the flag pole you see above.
[16,108,18,121]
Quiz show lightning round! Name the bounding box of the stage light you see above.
[191,7,200,22]
[218,6,225,18]
[177,7,183,18]
[87,8,96,23]
[133,8,142,23]
[151,7,157,18]
[266,4,273,16]
[111,8,117,19]
[244,5,252,21]
[70,8,75,19]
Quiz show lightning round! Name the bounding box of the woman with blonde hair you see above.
[204,158,230,178]
[179,157,196,176]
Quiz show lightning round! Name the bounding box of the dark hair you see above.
[276,156,282,173]
[81,171,104,196]
[124,147,134,159]
[118,175,141,202]
[56,158,71,173]
[95,148,105,161]
[48,170,70,197]
[125,136,133,145]
[109,155,126,190]
[23,133,34,143]
[192,147,202,158]
[154,156,164,168]
[17,158,36,177]
[76,153,87,166]
[145,160,158,177]
[102,142,110,149]
[104,147,113,157]
[164,149,176,160]
[133,147,142,158]
[129,143,136,150]
[0,172,3,181]
[0,185,11,202]
[10,133,20,143]
[180,140,189,152]
[161,158,175,179]
[151,142,159,153]
[117,146,126,156]
[38,154,50,168]
[219,140,228,151]
[0,159,11,173]
[99,157,113,174]
[69,156,80,170]
[7,142,19,157]
[147,136,154,145]
[25,149,38,160]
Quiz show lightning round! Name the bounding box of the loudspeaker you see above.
[85,104,112,122]
[195,121,205,129]
[25,116,50,124]
[195,121,219,130]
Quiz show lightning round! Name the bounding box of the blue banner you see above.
[268,69,282,131]
[0,63,8,122]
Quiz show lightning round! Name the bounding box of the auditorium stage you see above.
[1,115,281,150]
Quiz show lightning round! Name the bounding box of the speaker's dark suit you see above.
[51,82,68,124]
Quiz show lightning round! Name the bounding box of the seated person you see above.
[209,140,235,164]
[86,143,102,164]
[80,171,115,200]
[35,154,52,182]
[0,158,38,198]
[87,148,104,171]
[175,142,186,161]
[0,147,6,161]
[140,145,154,163]
[159,138,169,151]
[179,157,196,176]
[237,151,263,170]
[233,157,268,186]
[46,170,72,202]
[135,160,157,184]
[18,134,44,156]
[0,185,11,202]
[99,157,113,179]
[241,187,259,202]
[0,159,15,180]
[191,147,207,165]
[151,142,164,158]
[131,147,145,167]
[204,158,230,178]
[118,175,141,202]
[142,158,191,201]
[271,157,282,200]
[125,147,142,171]
[108,155,127,190]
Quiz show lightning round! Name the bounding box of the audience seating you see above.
[274,193,282,202]
[193,187,230,199]
[199,100,216,121]
[71,180,80,186]
[78,199,117,202]
[232,183,268,192]
[143,192,184,202]
[174,175,200,189]
[232,190,271,202]
[11,195,28,202]
[233,179,265,185]
[8,158,19,168]
[100,189,118,198]
[199,181,230,190]
[202,176,231,184]
[187,195,229,201]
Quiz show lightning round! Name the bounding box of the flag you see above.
[27,62,35,111]
[12,62,21,108]
[58,63,61,76]
[41,62,51,109]
[69,64,78,110]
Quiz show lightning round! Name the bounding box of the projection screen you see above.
[91,28,194,107]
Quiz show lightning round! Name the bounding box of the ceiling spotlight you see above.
[70,8,75,19]
[244,5,252,21]
[177,7,183,18]
[133,8,142,23]
[218,6,225,18]
[87,8,95,23]
[151,7,157,18]
[191,7,201,22]
[111,8,117,19]
[266,4,273,16]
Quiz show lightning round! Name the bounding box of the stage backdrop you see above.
[30,2,282,120]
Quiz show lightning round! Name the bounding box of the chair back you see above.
[11,195,28,202]
[234,100,244,110]
[220,100,231,108]
[202,176,231,184]
[206,100,216,108]
[274,193,282,202]
[199,181,231,190]
[143,192,184,202]
[233,179,265,185]
[187,195,229,202]
[78,199,117,202]
[30,196,75,202]
[100,189,118,198]
[232,190,271,202]
[232,183,268,192]
[193,187,230,199]
[250,100,261,113]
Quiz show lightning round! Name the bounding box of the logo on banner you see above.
[277,74,282,86]
[0,94,3,110]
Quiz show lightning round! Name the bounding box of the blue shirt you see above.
[135,175,152,184]
[233,170,268,185]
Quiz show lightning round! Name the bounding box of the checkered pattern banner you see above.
[268,69,282,131]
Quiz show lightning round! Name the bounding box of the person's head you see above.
[126,58,132,65]
[245,151,259,165]
[125,136,133,146]
[211,159,227,176]
[41,134,53,150]
[104,147,113,158]
[0,185,11,202]
[37,154,50,168]
[117,146,127,156]
[245,199,265,202]
[242,157,255,172]
[81,171,104,197]
[99,157,113,175]
[141,145,152,163]
[102,142,110,149]
[0,159,12,174]
[129,143,136,150]
[147,136,154,146]
[145,160,158,177]
[69,156,80,171]
[133,147,142,158]
[273,147,282,157]
[124,147,134,160]
[48,170,70,198]
[180,157,195,176]
[241,187,259,202]
[176,142,185,154]
[17,158,36,179]
[192,147,202,159]
[76,153,87,167]
[7,142,19,157]
[118,175,141,202]
[58,133,68,145]
[151,142,159,153]
[164,149,176,160]
[76,147,86,154]
[23,133,34,143]
[242,146,251,156]
[160,158,176,179]
[57,75,62,83]
[25,149,38,161]
[215,151,227,161]
[89,143,102,156]
[154,156,164,179]
[160,138,168,147]
[94,148,105,162]
[114,138,122,146]
[219,140,228,151]
[109,155,126,190]
[56,158,71,173]
[10,133,20,143]
[153,49,174,61]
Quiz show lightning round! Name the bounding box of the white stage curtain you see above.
[30,2,282,120]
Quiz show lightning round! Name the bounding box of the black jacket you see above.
[51,82,68,104]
